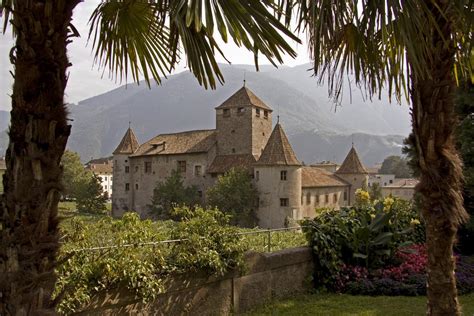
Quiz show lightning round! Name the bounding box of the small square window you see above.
[178,161,186,173]
[223,109,230,117]
[135,183,139,190]
[104,176,107,181]
[237,107,244,115]
[280,198,289,207]
[195,165,202,176]
[145,161,152,173]
[125,183,130,191]
[256,108,260,117]
[280,170,287,181]
[125,166,130,173]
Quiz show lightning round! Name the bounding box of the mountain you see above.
[1,64,411,166]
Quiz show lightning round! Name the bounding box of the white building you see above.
[85,158,113,198]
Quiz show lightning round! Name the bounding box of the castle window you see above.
[316,194,320,204]
[105,185,107,190]
[389,179,393,184]
[262,132,265,136]
[178,161,186,173]
[232,148,236,153]
[256,171,260,181]
[231,130,235,133]
[125,183,130,191]
[125,166,130,173]
[264,110,268,119]
[223,109,230,117]
[125,160,128,163]
[256,108,260,117]
[145,161,152,173]
[325,194,329,204]
[344,191,347,201]
[333,193,338,203]
[195,165,202,176]
[237,107,244,115]
[280,198,289,207]
[135,166,139,172]
[306,192,311,205]
[104,176,107,181]
[280,170,287,181]
[135,183,139,190]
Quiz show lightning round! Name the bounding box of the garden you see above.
[54,189,474,314]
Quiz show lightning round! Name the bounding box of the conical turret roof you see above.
[336,147,368,174]
[256,123,300,166]
[215,86,272,111]
[113,127,139,155]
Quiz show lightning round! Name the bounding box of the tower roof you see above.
[256,123,300,166]
[215,87,272,111]
[113,127,139,155]
[336,147,368,174]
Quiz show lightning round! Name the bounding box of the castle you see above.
[112,87,368,228]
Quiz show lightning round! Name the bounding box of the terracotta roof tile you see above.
[86,163,113,175]
[336,147,368,174]
[131,130,216,157]
[302,167,350,187]
[215,87,272,111]
[207,154,257,174]
[384,178,419,188]
[113,128,140,155]
[256,123,300,166]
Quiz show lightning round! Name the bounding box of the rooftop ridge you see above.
[335,147,368,174]
[113,127,140,155]
[256,123,300,166]
[215,86,272,111]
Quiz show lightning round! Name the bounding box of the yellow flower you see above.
[383,197,395,212]
[370,214,376,219]
[410,218,421,226]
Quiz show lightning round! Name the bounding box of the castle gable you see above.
[215,87,272,111]
[131,130,216,157]
[256,123,300,166]
[336,147,368,174]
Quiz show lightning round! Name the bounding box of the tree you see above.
[149,169,199,220]
[368,183,382,202]
[379,156,412,178]
[60,150,91,199]
[75,174,108,215]
[0,1,299,313]
[278,1,472,314]
[207,168,258,227]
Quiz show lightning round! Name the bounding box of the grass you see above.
[246,293,474,316]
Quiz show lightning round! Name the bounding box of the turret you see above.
[254,122,302,228]
[215,86,272,157]
[335,146,369,204]
[112,127,139,217]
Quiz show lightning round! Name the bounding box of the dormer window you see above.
[256,108,260,117]
[223,109,230,117]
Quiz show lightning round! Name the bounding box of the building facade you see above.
[112,87,369,228]
[85,157,114,198]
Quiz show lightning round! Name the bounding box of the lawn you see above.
[246,293,474,316]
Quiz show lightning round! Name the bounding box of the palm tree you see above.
[0,1,299,313]
[278,0,472,314]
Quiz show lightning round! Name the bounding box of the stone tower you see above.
[335,146,369,205]
[111,127,139,217]
[215,87,272,157]
[254,123,302,228]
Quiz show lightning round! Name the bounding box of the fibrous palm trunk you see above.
[0,1,80,314]
[411,2,469,315]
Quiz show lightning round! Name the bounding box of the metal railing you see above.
[65,225,309,254]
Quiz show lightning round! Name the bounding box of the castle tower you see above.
[254,123,302,228]
[111,127,139,217]
[215,87,272,157]
[335,146,369,205]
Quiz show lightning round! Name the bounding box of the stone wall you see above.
[76,247,313,315]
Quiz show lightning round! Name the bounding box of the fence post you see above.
[267,230,271,252]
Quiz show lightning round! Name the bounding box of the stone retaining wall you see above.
[76,246,313,315]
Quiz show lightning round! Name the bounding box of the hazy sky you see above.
[0,1,309,111]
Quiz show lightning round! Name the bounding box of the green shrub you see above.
[302,195,425,289]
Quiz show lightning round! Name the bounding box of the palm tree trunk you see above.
[0,1,80,314]
[411,2,469,315]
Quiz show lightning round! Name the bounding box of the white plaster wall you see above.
[336,173,368,205]
[300,187,350,218]
[254,166,302,228]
